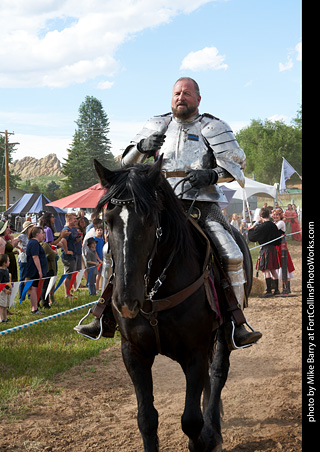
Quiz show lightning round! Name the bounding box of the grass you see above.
[0,256,120,417]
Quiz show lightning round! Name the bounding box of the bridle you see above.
[108,187,212,355]
[109,195,176,303]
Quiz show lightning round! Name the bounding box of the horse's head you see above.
[94,157,171,319]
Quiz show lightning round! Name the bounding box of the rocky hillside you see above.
[10,153,63,180]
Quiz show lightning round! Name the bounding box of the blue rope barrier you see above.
[0,300,97,336]
[248,230,302,251]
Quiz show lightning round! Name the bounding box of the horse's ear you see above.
[94,159,114,188]
[148,154,163,185]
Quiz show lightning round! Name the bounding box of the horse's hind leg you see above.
[121,340,159,452]
[201,326,230,451]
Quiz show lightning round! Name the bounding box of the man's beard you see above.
[172,103,198,120]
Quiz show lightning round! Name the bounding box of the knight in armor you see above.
[75,77,262,348]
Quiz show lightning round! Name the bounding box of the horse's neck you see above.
[149,234,202,296]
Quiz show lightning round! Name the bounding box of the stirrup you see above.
[74,308,104,341]
[230,319,258,350]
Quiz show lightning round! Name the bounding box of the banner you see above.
[45,276,57,300]
[279,157,299,193]
[20,280,34,303]
[67,272,78,295]
[75,269,86,291]
[9,282,20,308]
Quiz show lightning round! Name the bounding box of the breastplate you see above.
[160,118,227,203]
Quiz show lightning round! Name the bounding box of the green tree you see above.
[45,180,61,201]
[62,96,117,194]
[235,107,302,185]
[0,134,21,190]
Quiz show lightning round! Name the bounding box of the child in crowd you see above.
[85,238,99,296]
[0,254,11,323]
[94,226,104,292]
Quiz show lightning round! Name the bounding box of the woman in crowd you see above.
[4,224,19,283]
[284,204,302,241]
[40,212,71,305]
[248,207,282,297]
[16,220,34,300]
[272,208,295,293]
[26,226,47,314]
[40,212,71,248]
[230,213,240,231]
[0,220,8,254]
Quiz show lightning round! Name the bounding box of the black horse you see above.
[93,157,252,452]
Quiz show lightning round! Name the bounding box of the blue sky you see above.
[0,0,302,162]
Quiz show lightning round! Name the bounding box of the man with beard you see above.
[75,77,261,348]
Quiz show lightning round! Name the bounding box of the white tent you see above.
[221,177,277,200]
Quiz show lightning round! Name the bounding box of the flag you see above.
[0,283,7,293]
[279,158,298,193]
[45,276,57,300]
[37,279,45,303]
[75,269,86,290]
[20,280,34,303]
[9,282,20,308]
[54,274,68,293]
[67,272,78,295]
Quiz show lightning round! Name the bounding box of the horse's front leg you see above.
[201,326,230,452]
[121,339,159,452]
[180,354,208,452]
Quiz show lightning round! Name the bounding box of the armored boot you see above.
[74,279,117,340]
[74,300,117,339]
[228,271,262,348]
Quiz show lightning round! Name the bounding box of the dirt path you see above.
[0,245,302,452]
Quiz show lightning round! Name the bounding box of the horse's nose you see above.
[120,300,140,319]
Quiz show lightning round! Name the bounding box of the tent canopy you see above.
[3,193,67,232]
[46,183,106,209]
[221,177,277,200]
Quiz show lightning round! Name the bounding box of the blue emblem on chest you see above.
[187,134,199,141]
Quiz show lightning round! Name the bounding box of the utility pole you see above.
[0,130,19,209]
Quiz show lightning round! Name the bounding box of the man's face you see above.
[68,215,77,228]
[171,79,201,120]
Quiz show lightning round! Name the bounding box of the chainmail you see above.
[182,200,234,238]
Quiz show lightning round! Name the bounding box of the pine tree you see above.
[62,96,117,194]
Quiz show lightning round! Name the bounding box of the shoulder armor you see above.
[142,114,172,134]
[156,112,172,117]
[201,113,220,121]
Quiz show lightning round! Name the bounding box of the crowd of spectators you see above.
[0,210,107,319]
[0,201,302,319]
[223,202,301,298]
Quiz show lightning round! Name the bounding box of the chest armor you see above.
[160,117,211,172]
[159,117,227,203]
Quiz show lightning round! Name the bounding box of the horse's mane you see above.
[95,163,195,257]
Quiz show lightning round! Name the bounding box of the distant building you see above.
[0,188,27,209]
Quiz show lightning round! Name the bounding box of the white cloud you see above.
[97,80,115,90]
[0,0,216,88]
[279,57,293,72]
[279,41,301,72]
[180,46,228,71]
